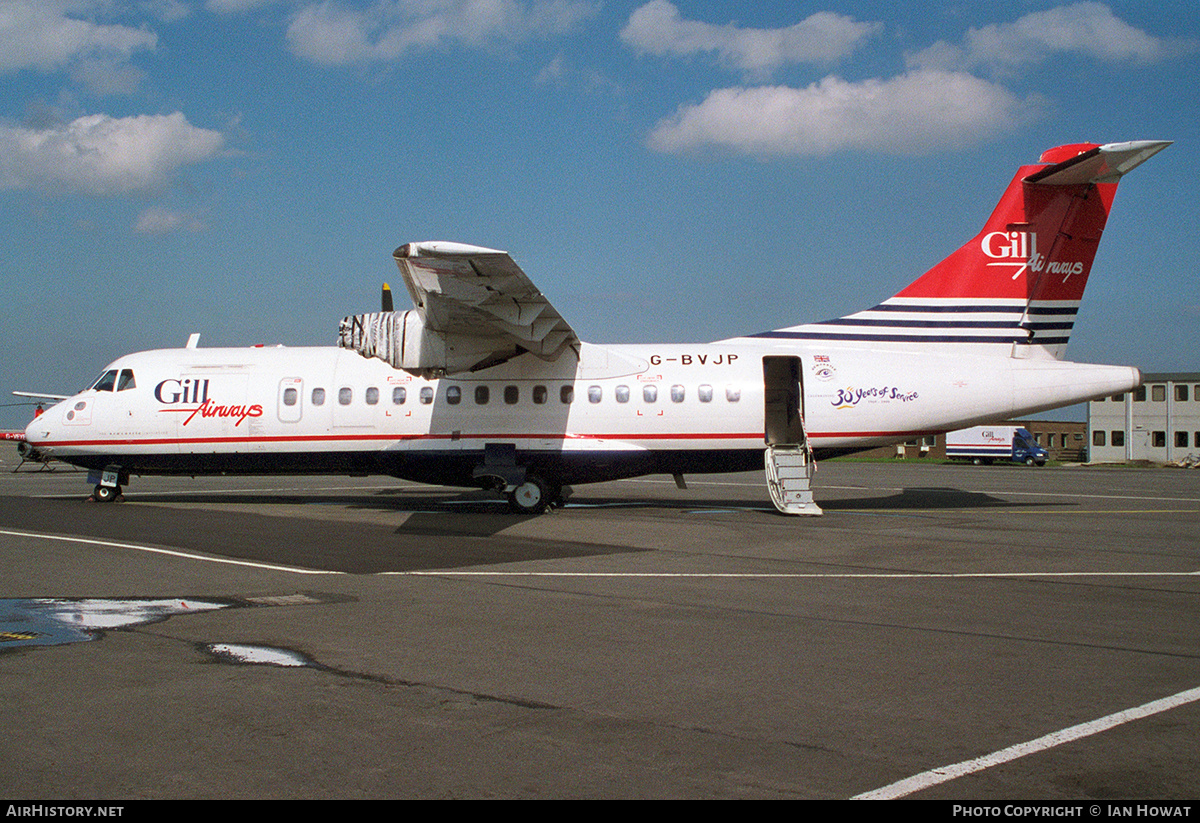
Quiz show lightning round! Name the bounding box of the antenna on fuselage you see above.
[381,283,394,313]
[186,333,200,349]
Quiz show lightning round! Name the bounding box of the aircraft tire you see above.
[508,477,549,515]
[93,484,120,503]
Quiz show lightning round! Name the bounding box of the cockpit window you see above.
[116,370,136,391]
[90,370,118,392]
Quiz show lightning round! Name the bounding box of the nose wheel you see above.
[92,484,122,503]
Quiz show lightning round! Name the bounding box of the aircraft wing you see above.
[339,242,580,377]
[394,241,578,360]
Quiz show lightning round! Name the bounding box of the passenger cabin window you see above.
[533,385,547,404]
[698,385,713,403]
[446,386,461,405]
[392,387,406,404]
[312,388,326,406]
[91,370,118,392]
[643,385,657,403]
[726,386,741,402]
[420,387,433,404]
[588,386,602,404]
[365,387,379,405]
[560,386,573,404]
[283,388,298,406]
[615,385,630,403]
[338,388,352,405]
[475,386,489,405]
[116,370,136,391]
[505,386,519,405]
[670,385,685,403]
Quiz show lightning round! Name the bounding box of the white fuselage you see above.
[24,339,1139,488]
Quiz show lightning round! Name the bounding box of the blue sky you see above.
[1,1,1197,428]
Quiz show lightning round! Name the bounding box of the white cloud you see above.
[0,112,225,194]
[908,2,1166,73]
[647,70,1034,157]
[286,0,599,66]
[0,1,158,73]
[135,205,206,234]
[620,1,881,78]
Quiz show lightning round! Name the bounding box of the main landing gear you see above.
[506,476,567,515]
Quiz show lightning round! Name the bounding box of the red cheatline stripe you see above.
[36,429,934,449]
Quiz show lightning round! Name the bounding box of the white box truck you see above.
[945,426,1048,466]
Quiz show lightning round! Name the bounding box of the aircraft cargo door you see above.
[762,356,821,515]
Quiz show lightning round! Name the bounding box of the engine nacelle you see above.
[338,310,519,379]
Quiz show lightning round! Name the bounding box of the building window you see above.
[1110,393,1124,401]
[1112,430,1125,447]
[1134,387,1146,401]
[1151,385,1166,402]
[1093,431,1106,447]
[1153,431,1166,447]
[1176,431,1189,448]
[1175,384,1189,402]
[1195,432,1200,448]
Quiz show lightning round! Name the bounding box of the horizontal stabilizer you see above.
[1027,140,1171,186]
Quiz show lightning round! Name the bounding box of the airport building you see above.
[1087,372,1200,464]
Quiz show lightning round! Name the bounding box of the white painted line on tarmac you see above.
[388,570,1199,578]
[853,685,1200,799]
[0,528,341,575]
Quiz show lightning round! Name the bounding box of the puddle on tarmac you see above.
[0,597,227,648]
[1,594,326,668]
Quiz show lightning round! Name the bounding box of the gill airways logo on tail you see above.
[982,231,1084,283]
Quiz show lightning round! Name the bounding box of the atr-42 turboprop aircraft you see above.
[19,140,1169,514]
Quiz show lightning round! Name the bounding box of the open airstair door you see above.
[763,356,822,516]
